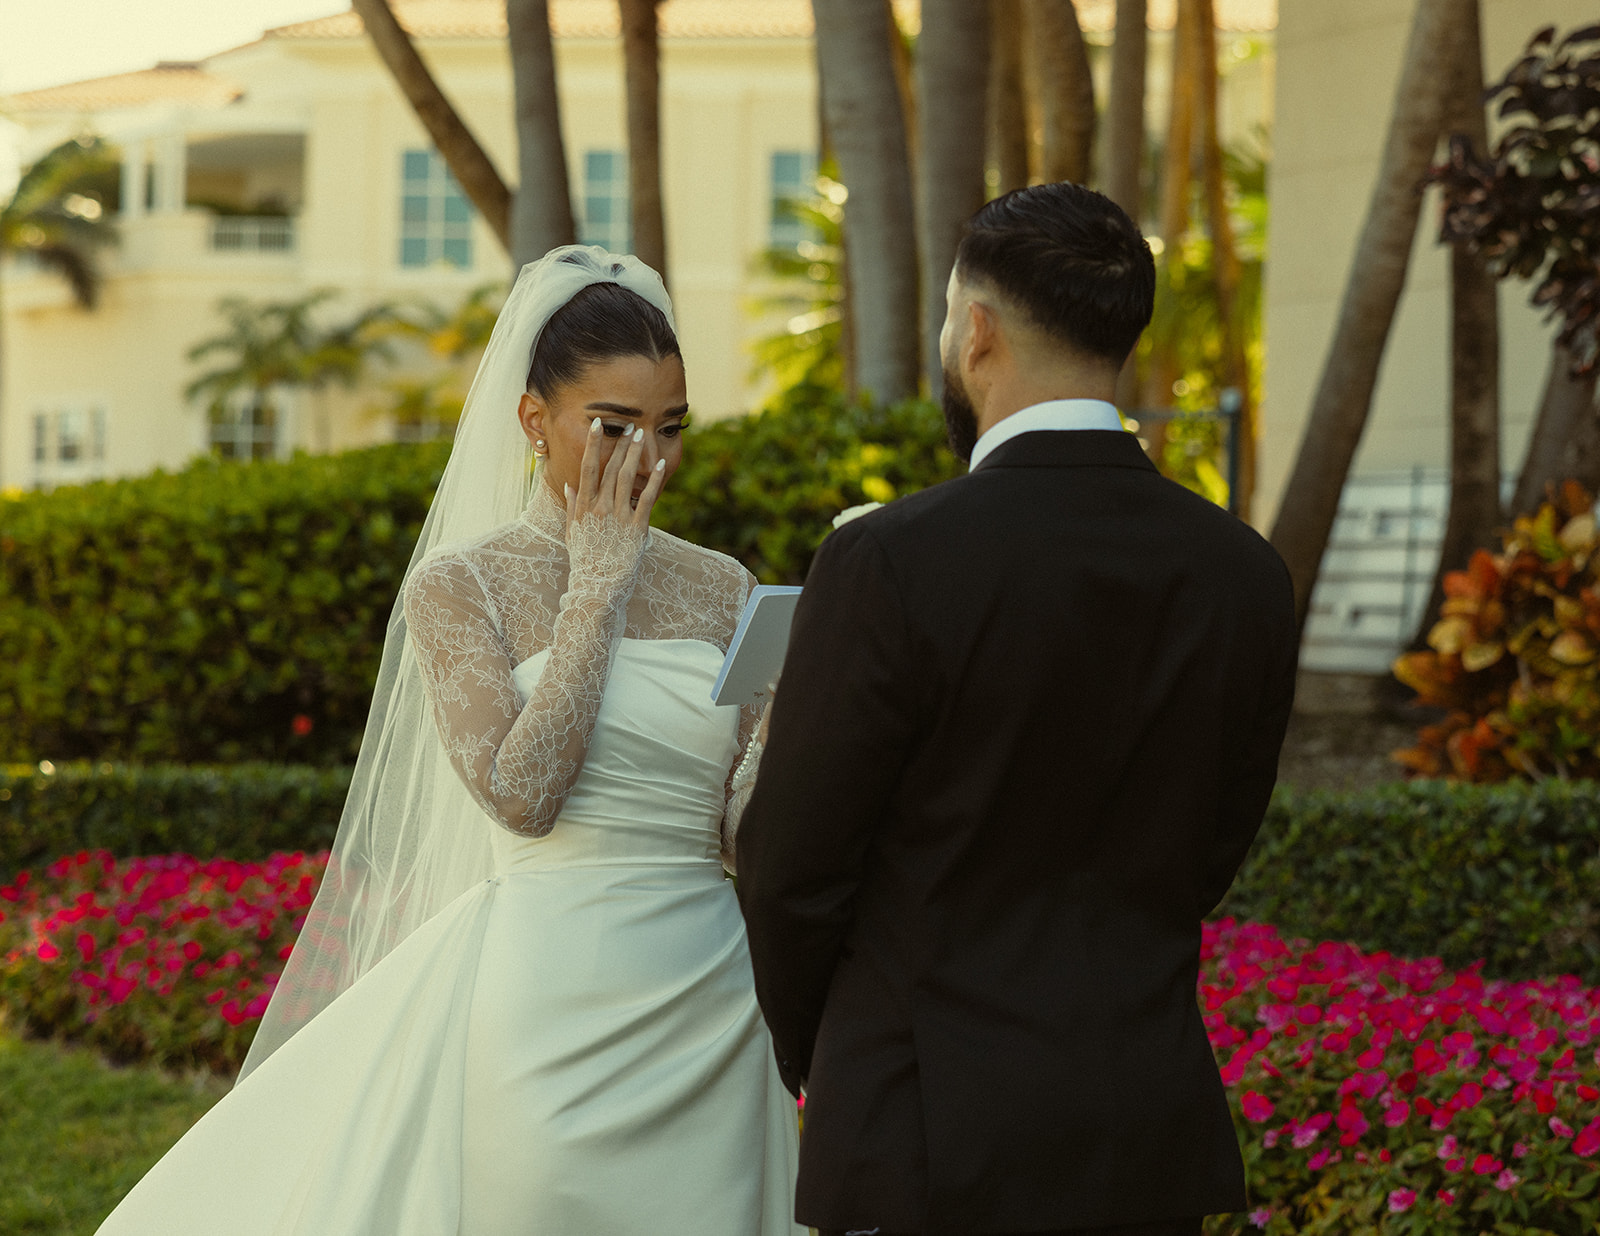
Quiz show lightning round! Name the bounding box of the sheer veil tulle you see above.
[240,245,677,1078]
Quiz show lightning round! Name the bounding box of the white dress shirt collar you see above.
[966,398,1125,472]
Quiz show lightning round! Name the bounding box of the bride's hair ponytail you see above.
[526,279,682,397]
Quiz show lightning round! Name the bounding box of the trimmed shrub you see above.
[653,385,963,584]
[0,763,348,881]
[0,443,449,766]
[1,389,958,765]
[1220,779,1600,986]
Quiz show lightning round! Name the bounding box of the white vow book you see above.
[711,585,804,707]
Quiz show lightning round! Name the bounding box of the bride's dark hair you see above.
[526,278,681,397]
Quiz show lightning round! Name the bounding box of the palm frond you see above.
[27,243,98,308]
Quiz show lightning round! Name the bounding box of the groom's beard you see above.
[941,365,980,463]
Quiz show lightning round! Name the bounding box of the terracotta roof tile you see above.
[265,0,818,42]
[1076,0,1276,34]
[4,64,243,113]
[265,0,1274,43]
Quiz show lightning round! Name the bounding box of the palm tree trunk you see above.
[916,0,991,399]
[1193,0,1254,517]
[1512,345,1600,515]
[620,0,667,280]
[508,0,577,269]
[1415,0,1500,642]
[887,0,918,174]
[1268,0,1479,636]
[1104,0,1148,221]
[1024,0,1096,185]
[1139,0,1200,461]
[352,0,511,250]
[1107,0,1148,413]
[989,0,1031,195]
[813,0,921,404]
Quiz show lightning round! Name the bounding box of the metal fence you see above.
[1301,467,1449,674]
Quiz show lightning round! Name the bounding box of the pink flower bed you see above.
[4,852,1600,1228]
[1204,917,1600,1232]
[0,849,323,1072]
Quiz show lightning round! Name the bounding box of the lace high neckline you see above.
[522,474,568,541]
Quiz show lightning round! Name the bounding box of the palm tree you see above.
[811,0,920,405]
[1268,0,1478,635]
[186,292,398,460]
[1025,0,1095,185]
[352,0,511,251]
[383,281,507,437]
[1104,0,1148,220]
[1193,0,1254,516]
[621,0,668,281]
[1,136,119,480]
[748,178,847,392]
[916,0,990,397]
[988,0,1030,195]
[1414,0,1500,642]
[1139,0,1201,461]
[508,0,579,267]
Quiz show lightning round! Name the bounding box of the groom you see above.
[736,182,1297,1236]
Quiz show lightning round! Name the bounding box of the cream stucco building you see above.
[1262,0,1595,670]
[1,0,1276,493]
[1,0,829,491]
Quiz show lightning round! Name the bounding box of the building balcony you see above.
[209,215,295,254]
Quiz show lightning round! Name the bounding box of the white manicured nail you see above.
[633,427,644,442]
[655,459,665,471]
[590,418,602,434]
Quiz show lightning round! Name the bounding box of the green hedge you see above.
[0,762,349,881]
[0,387,957,765]
[0,443,449,766]
[6,764,1600,987]
[653,385,962,585]
[1218,778,1600,984]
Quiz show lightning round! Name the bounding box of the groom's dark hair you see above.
[955,182,1155,368]
[527,278,681,397]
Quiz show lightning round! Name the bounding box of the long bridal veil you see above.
[241,246,677,1077]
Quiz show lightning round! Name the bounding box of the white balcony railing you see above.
[209,215,296,254]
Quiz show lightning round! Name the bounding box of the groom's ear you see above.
[963,298,1000,374]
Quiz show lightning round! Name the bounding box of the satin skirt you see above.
[95,864,802,1235]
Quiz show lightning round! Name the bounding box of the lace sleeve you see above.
[403,523,642,838]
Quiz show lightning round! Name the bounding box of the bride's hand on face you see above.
[559,417,668,593]
[565,415,668,531]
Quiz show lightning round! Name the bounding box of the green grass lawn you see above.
[0,1017,226,1236]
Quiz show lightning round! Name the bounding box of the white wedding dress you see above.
[97,481,802,1235]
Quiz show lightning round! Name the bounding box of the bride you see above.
[96,246,802,1235]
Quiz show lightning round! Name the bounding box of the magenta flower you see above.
[1495,1168,1521,1191]
[1551,1116,1576,1138]
[1386,1188,1416,1213]
[1241,1091,1274,1122]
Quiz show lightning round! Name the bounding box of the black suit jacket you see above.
[735,429,1297,1235]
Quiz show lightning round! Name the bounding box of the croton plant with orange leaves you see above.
[1393,481,1600,782]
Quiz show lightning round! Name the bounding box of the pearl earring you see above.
[534,438,547,456]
